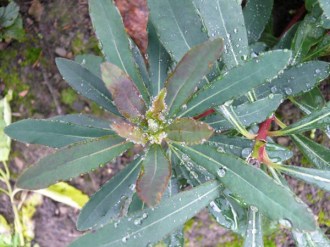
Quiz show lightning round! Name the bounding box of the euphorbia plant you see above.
[5,0,330,246]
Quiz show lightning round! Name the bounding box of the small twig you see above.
[40,66,63,115]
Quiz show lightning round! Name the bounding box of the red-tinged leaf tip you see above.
[136,145,171,207]
[101,62,146,121]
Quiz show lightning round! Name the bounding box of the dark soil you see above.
[0,0,329,246]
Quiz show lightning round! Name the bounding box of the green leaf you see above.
[77,157,142,230]
[205,95,282,131]
[303,33,330,61]
[69,181,222,247]
[16,136,133,190]
[271,102,330,136]
[52,114,111,129]
[136,145,171,206]
[276,165,330,192]
[292,87,326,115]
[207,135,292,163]
[101,62,146,121]
[0,91,12,162]
[319,0,330,21]
[194,0,249,70]
[171,144,316,230]
[291,14,325,64]
[180,50,292,117]
[165,39,224,116]
[0,2,19,28]
[291,134,330,170]
[243,206,264,247]
[55,58,119,115]
[89,0,149,102]
[274,23,299,49]
[148,0,208,62]
[243,0,273,44]
[292,228,330,247]
[147,23,171,97]
[166,118,214,145]
[75,54,103,78]
[4,117,114,148]
[255,61,330,99]
[172,147,248,235]
[36,182,89,209]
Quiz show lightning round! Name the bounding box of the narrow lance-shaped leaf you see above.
[16,136,133,190]
[255,61,330,100]
[147,23,171,97]
[148,0,208,61]
[243,0,273,44]
[243,206,264,247]
[55,58,119,115]
[136,145,171,206]
[36,182,89,209]
[166,118,214,145]
[292,87,326,115]
[194,0,249,70]
[270,102,330,136]
[171,148,248,235]
[291,134,330,170]
[205,95,283,131]
[51,114,111,129]
[180,50,292,117]
[101,62,146,122]
[77,157,143,231]
[111,121,146,145]
[69,181,222,247]
[165,38,224,116]
[291,15,325,64]
[75,54,103,78]
[172,144,316,230]
[274,23,299,49]
[276,165,330,192]
[89,0,149,102]
[207,135,293,163]
[0,90,12,162]
[4,118,114,148]
[318,0,330,22]
[292,228,330,247]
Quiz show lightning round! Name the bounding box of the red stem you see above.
[256,115,275,141]
[193,108,215,120]
[279,5,306,38]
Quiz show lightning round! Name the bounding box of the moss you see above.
[71,32,101,56]
[60,88,78,106]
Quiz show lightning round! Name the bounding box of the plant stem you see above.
[0,162,25,246]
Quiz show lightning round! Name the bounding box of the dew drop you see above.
[241,147,252,158]
[250,205,258,212]
[181,104,187,110]
[270,86,277,93]
[279,219,292,228]
[284,87,292,95]
[315,68,321,74]
[217,146,225,153]
[217,167,226,178]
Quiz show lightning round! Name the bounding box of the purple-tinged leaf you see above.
[136,145,171,206]
[101,62,146,122]
[166,118,214,145]
[111,119,147,145]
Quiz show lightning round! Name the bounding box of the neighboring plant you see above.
[0,1,25,43]
[4,0,330,246]
[0,91,89,246]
